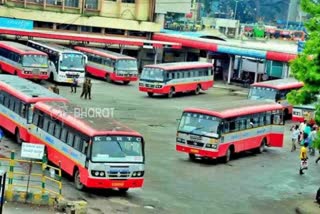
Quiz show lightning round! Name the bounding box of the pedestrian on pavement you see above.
[87,78,92,100]
[52,84,60,94]
[309,126,317,156]
[290,124,300,152]
[80,78,89,99]
[299,120,307,143]
[299,142,308,175]
[71,77,78,93]
[0,127,3,142]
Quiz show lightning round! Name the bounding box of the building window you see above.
[85,0,98,9]
[65,0,79,7]
[122,0,135,3]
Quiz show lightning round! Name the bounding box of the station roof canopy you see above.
[153,33,298,62]
[0,27,182,49]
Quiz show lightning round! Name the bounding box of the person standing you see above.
[309,126,317,156]
[290,124,300,152]
[299,142,308,175]
[71,77,78,93]
[87,79,92,100]
[299,120,307,143]
[80,78,88,99]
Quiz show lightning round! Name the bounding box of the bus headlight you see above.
[132,171,144,177]
[206,144,218,149]
[155,85,162,88]
[139,83,144,86]
[91,170,105,177]
[176,137,185,143]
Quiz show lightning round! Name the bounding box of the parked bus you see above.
[27,40,87,84]
[29,101,145,192]
[139,62,214,98]
[292,104,316,125]
[248,78,303,119]
[74,46,138,85]
[176,100,284,162]
[0,41,49,80]
[0,75,67,144]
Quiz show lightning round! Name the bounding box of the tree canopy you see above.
[288,0,320,147]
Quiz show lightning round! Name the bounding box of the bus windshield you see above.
[60,53,85,71]
[248,86,277,101]
[92,136,143,163]
[178,112,221,138]
[22,55,48,67]
[116,59,137,71]
[141,68,164,81]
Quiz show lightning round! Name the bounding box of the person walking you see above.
[87,79,92,100]
[309,126,317,156]
[290,124,300,152]
[71,77,78,93]
[80,78,89,99]
[299,142,308,175]
[299,120,307,144]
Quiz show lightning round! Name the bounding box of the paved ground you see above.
[1,79,320,214]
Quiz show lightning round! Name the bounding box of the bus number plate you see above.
[190,149,199,153]
[111,182,124,187]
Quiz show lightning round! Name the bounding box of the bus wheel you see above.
[168,87,175,98]
[147,92,154,97]
[194,85,201,95]
[74,169,84,191]
[189,153,196,161]
[123,81,130,85]
[258,138,267,153]
[223,147,233,163]
[118,188,129,194]
[105,74,112,83]
[15,129,22,144]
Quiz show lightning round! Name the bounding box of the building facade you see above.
[0,0,161,37]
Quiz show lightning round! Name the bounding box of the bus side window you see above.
[67,131,74,147]
[48,121,55,135]
[265,112,271,125]
[20,103,27,118]
[272,114,281,125]
[60,127,68,143]
[0,91,3,104]
[54,122,62,139]
[9,97,15,111]
[223,122,230,133]
[74,135,82,152]
[14,100,21,115]
[259,113,266,126]
[3,93,9,108]
[42,117,50,132]
[82,140,88,154]
[33,112,39,126]
[38,113,44,128]
[238,118,246,130]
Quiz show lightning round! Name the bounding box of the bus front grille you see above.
[187,140,204,147]
[108,171,130,178]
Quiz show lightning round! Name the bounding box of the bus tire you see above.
[258,138,267,153]
[194,84,201,95]
[147,92,154,97]
[105,74,112,83]
[15,129,22,144]
[168,87,175,98]
[118,188,129,194]
[189,153,196,161]
[74,168,84,191]
[123,81,130,85]
[223,146,233,163]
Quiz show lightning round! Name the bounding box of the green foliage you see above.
[289,0,320,149]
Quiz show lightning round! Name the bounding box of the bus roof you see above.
[251,78,303,90]
[35,101,142,137]
[0,41,47,56]
[293,103,316,110]
[28,40,83,54]
[144,61,213,71]
[184,100,283,119]
[74,46,135,60]
[0,75,67,103]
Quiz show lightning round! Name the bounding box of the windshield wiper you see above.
[114,140,126,157]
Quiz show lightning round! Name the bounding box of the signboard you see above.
[21,143,45,160]
[0,17,33,30]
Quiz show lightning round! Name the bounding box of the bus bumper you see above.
[176,144,218,158]
[113,75,138,82]
[83,177,144,189]
[19,73,49,80]
[139,86,167,94]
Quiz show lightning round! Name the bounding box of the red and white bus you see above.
[29,101,145,192]
[248,78,303,119]
[0,41,49,80]
[176,100,284,162]
[74,46,138,85]
[139,62,214,98]
[0,74,67,144]
[292,104,316,124]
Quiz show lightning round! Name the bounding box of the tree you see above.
[287,0,320,148]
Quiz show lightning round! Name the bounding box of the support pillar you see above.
[238,56,242,78]
[254,59,259,83]
[227,55,234,84]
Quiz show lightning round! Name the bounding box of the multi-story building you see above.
[0,0,189,38]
